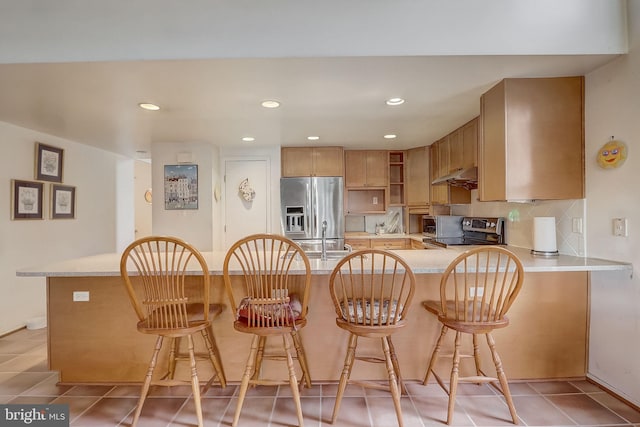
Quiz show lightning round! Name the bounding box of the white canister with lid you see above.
[531,217,559,256]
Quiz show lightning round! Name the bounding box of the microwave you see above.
[422,215,464,238]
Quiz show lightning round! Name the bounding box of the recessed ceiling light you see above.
[242,137,255,142]
[261,100,280,108]
[384,134,397,139]
[386,98,405,106]
[307,136,320,141]
[138,103,160,111]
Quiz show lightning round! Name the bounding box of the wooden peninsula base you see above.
[47,271,588,384]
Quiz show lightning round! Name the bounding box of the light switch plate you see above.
[572,217,583,234]
[612,218,628,237]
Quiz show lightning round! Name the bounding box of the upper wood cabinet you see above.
[437,116,478,177]
[430,143,471,205]
[479,77,584,201]
[281,146,344,177]
[446,130,460,174]
[388,151,405,206]
[461,117,478,170]
[406,146,430,207]
[429,143,448,205]
[344,150,388,187]
[436,138,450,178]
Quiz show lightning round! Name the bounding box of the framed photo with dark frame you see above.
[35,142,64,183]
[11,179,44,220]
[51,184,76,219]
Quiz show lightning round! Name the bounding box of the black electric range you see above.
[423,217,505,248]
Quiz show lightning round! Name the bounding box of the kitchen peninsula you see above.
[18,247,630,385]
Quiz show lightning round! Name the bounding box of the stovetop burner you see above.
[423,217,506,248]
[423,236,503,248]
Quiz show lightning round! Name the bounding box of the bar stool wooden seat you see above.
[223,234,312,427]
[119,236,226,427]
[328,249,416,427]
[422,246,524,425]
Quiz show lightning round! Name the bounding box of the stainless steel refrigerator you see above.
[280,177,344,251]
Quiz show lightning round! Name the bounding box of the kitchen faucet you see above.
[321,220,328,261]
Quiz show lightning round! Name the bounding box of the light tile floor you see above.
[1,327,640,426]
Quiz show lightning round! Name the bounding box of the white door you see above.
[224,159,270,249]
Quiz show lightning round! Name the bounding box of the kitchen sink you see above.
[303,250,351,260]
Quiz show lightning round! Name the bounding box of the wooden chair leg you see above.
[331,333,357,424]
[447,331,463,425]
[131,335,163,427]
[205,325,227,388]
[423,324,448,385]
[201,328,226,391]
[292,330,312,388]
[186,335,204,427]
[472,333,483,382]
[486,333,518,424]
[167,337,178,380]
[386,336,405,395]
[251,336,267,382]
[284,334,304,427]
[382,336,404,427]
[233,335,260,427]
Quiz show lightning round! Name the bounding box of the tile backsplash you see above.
[451,190,585,256]
[346,206,404,234]
[346,190,585,256]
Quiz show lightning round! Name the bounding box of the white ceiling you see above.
[0,1,626,159]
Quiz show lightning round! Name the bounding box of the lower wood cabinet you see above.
[410,239,427,249]
[345,238,371,250]
[371,238,408,250]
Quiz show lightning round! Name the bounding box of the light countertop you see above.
[345,232,423,240]
[16,246,631,277]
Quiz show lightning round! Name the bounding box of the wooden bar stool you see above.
[223,234,312,427]
[328,249,416,427]
[120,236,226,427]
[422,246,524,425]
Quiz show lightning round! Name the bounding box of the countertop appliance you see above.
[280,177,344,251]
[422,215,464,238]
[423,216,505,248]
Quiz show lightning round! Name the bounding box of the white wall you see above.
[220,145,282,243]
[134,160,152,239]
[151,142,220,251]
[0,121,134,335]
[582,1,640,407]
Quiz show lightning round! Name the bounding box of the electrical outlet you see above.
[73,291,90,302]
[613,218,628,237]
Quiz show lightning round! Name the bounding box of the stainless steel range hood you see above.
[431,167,478,190]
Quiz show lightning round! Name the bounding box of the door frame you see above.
[222,156,272,249]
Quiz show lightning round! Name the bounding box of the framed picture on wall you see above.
[51,184,76,219]
[35,142,64,183]
[11,179,44,220]
[164,164,198,210]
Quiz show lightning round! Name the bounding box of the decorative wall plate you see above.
[597,139,627,169]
